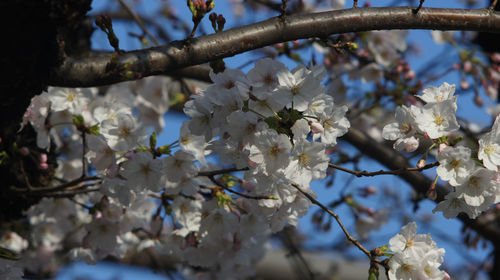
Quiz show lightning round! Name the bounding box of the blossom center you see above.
[469,176,479,188]
[299,154,310,166]
[401,123,410,133]
[406,240,414,248]
[484,145,497,155]
[120,127,131,136]
[324,119,335,129]
[433,114,444,126]
[269,146,280,157]
[66,91,76,101]
[450,159,461,169]
[225,81,235,89]
[181,136,191,145]
[263,74,275,85]
[402,263,412,272]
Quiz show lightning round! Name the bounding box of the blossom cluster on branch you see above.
[3,0,500,278]
[0,55,465,279]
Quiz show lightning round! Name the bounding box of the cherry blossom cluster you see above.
[382,82,500,219]
[387,222,447,280]
[6,58,356,279]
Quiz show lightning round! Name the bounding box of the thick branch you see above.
[50,7,500,87]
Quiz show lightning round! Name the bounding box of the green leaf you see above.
[71,115,85,128]
[150,131,157,149]
[158,145,171,155]
[88,124,100,135]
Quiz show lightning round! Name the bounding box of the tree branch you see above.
[342,127,500,245]
[49,7,500,87]
[291,183,383,265]
[328,161,439,177]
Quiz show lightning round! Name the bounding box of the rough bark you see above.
[49,7,500,87]
[0,0,92,220]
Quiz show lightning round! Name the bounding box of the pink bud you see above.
[452,63,460,70]
[39,162,49,170]
[404,70,415,81]
[309,122,324,134]
[463,61,472,72]
[361,185,378,197]
[365,207,375,215]
[460,80,469,90]
[124,151,135,159]
[241,180,256,192]
[396,64,404,73]
[20,147,30,156]
[492,53,500,63]
[325,147,336,155]
[426,184,437,200]
[438,143,448,153]
[474,94,483,107]
[442,272,450,280]
[417,159,426,169]
[39,153,47,163]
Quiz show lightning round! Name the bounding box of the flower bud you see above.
[362,185,378,196]
[463,60,472,73]
[241,180,256,192]
[309,121,324,134]
[438,143,447,153]
[39,153,47,163]
[460,79,469,90]
[404,70,415,81]
[417,158,426,168]
[474,93,483,107]
[39,162,48,170]
[20,147,29,156]
[492,53,500,63]
[426,184,437,200]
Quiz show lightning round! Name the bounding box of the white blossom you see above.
[436,145,475,186]
[478,116,500,171]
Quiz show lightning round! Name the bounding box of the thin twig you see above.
[328,161,439,177]
[491,0,499,11]
[203,174,275,200]
[291,183,382,264]
[80,131,87,178]
[69,197,92,210]
[280,0,288,19]
[117,0,160,45]
[11,176,101,193]
[197,167,249,177]
[19,160,34,190]
[279,228,316,280]
[32,187,100,198]
[413,0,425,14]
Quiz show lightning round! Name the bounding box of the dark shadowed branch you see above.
[49,7,500,87]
